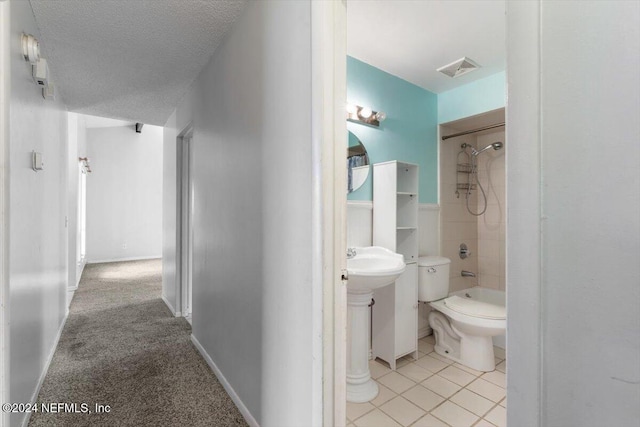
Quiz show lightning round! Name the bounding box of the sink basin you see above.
[347,246,406,291]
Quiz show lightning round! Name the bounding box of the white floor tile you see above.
[450,389,495,416]
[411,414,449,427]
[418,340,435,354]
[379,396,426,426]
[402,384,445,412]
[484,405,506,427]
[421,335,436,344]
[362,345,509,427]
[396,355,415,369]
[473,419,497,427]
[377,371,416,394]
[353,408,402,427]
[347,401,375,421]
[415,354,449,373]
[426,351,455,365]
[430,401,479,427]
[398,362,433,383]
[371,384,397,407]
[454,362,484,376]
[481,370,505,388]
[421,374,462,398]
[439,365,477,386]
[466,378,506,403]
[369,359,392,379]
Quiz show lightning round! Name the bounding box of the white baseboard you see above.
[86,255,161,264]
[76,260,86,287]
[21,311,68,427]
[346,200,373,209]
[190,335,259,427]
[66,289,76,311]
[347,201,440,211]
[161,294,181,317]
[419,203,440,211]
[418,326,432,339]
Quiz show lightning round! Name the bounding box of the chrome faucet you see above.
[347,248,357,259]
[461,270,476,277]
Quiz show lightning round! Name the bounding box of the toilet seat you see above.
[443,295,506,320]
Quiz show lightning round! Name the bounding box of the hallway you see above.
[28,260,246,427]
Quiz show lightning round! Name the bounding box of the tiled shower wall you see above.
[476,131,506,291]
[439,127,479,293]
[439,128,506,292]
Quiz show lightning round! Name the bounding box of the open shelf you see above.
[373,160,419,262]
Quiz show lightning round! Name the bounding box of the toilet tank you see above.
[418,256,451,302]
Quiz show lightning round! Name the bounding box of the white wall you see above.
[163,2,317,425]
[507,1,640,425]
[66,112,87,300]
[162,116,179,315]
[9,2,69,426]
[86,125,163,263]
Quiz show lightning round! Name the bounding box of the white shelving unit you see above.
[372,161,419,369]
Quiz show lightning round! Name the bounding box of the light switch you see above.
[32,151,44,171]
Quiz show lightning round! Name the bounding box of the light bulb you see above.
[346,104,357,114]
[375,111,387,122]
[359,107,373,119]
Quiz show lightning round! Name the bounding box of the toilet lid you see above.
[443,295,506,320]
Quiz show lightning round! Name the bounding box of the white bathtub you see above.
[449,286,506,350]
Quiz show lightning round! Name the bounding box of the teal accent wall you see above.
[437,71,506,124]
[347,57,438,203]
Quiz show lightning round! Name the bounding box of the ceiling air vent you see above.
[437,57,480,78]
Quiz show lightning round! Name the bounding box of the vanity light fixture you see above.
[346,103,386,128]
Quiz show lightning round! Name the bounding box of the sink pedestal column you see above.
[347,290,378,403]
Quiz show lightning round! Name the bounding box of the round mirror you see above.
[347,131,370,193]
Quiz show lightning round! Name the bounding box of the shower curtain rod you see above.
[441,122,505,141]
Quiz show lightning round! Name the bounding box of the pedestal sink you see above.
[346,246,406,403]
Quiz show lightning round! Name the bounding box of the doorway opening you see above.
[177,126,194,324]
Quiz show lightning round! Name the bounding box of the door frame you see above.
[312,0,348,425]
[0,1,10,426]
[176,125,194,321]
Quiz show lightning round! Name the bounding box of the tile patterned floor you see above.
[347,336,507,427]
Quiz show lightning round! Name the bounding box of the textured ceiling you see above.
[347,1,505,93]
[29,0,248,125]
[83,114,134,129]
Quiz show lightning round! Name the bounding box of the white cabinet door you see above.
[395,263,418,356]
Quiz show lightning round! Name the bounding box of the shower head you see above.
[471,142,503,156]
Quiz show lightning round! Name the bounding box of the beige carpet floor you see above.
[29,259,247,427]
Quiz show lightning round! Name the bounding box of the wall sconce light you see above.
[21,34,41,64]
[346,103,386,128]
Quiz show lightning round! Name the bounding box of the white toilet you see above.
[418,256,506,372]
